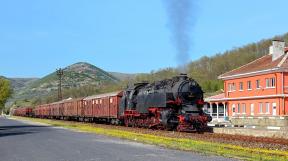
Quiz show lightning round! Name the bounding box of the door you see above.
[272,103,277,116]
[232,104,235,116]
[250,104,254,116]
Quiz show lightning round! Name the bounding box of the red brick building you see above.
[205,40,288,121]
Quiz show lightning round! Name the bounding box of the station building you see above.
[205,40,288,123]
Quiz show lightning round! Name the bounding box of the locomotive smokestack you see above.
[178,73,188,81]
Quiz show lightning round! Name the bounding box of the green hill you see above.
[134,33,288,94]
[8,62,120,107]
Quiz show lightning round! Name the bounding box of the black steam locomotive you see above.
[120,74,212,131]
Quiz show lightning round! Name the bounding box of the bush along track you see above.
[12,116,288,161]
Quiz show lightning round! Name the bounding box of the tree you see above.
[0,78,12,112]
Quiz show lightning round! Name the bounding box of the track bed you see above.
[51,119,288,151]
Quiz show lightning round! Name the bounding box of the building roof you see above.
[205,93,225,102]
[218,53,288,79]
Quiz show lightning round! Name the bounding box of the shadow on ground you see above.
[0,125,49,138]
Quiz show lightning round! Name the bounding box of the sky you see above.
[0,0,287,78]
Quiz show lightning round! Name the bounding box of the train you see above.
[11,74,212,132]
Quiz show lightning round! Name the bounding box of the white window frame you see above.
[228,83,232,92]
[250,103,254,116]
[237,103,241,114]
[270,78,275,87]
[247,81,252,90]
[242,103,246,114]
[239,82,243,91]
[256,80,260,89]
[228,83,236,92]
[265,102,270,114]
[259,102,263,114]
[266,78,270,88]
[265,77,276,89]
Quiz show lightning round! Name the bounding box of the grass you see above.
[12,116,288,161]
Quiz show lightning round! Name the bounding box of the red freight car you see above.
[34,104,49,118]
[50,101,60,118]
[12,107,33,117]
[83,91,122,123]
[62,98,83,120]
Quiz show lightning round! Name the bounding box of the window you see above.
[265,78,270,88]
[100,99,102,104]
[92,100,95,105]
[266,77,275,88]
[256,80,260,89]
[110,98,113,103]
[232,105,235,112]
[96,100,99,104]
[265,78,270,87]
[228,83,232,91]
[247,81,252,90]
[242,103,246,114]
[228,83,236,92]
[259,103,263,113]
[265,103,270,113]
[270,78,275,87]
[239,82,243,91]
[237,103,241,113]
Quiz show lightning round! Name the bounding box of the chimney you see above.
[269,40,285,61]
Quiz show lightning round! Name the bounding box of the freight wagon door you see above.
[109,97,117,118]
[78,100,84,117]
[92,99,97,118]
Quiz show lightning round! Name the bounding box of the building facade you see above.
[205,40,288,121]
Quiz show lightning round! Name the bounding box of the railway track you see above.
[51,119,288,151]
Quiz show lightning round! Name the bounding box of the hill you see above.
[134,33,288,94]
[109,72,137,80]
[8,62,120,107]
[9,78,38,91]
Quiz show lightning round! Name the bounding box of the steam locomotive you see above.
[120,74,212,131]
[12,74,211,132]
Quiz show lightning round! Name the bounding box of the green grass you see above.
[13,116,288,161]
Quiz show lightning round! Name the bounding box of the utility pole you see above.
[56,68,64,101]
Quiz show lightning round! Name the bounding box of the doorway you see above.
[250,104,254,116]
[272,103,276,116]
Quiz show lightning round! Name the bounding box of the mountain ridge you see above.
[7,62,122,107]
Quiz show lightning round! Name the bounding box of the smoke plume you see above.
[163,0,196,67]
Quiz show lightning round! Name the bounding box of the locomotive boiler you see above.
[120,74,212,131]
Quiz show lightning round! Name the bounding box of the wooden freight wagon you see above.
[12,107,33,117]
[50,101,60,119]
[83,91,122,123]
[34,104,46,118]
[62,98,83,120]
[82,99,93,119]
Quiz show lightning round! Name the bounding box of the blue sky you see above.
[0,0,287,78]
